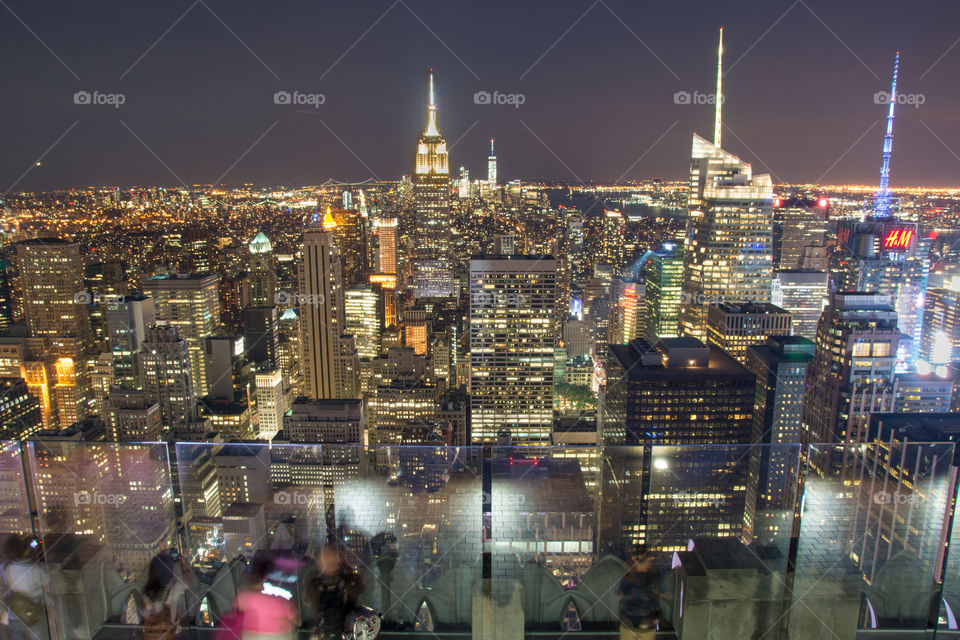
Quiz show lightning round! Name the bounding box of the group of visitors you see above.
[0,533,659,640]
[218,546,363,640]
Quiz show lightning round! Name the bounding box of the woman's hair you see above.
[144,557,168,600]
[253,557,275,582]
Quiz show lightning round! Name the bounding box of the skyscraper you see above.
[457,167,471,198]
[771,197,829,270]
[105,388,162,441]
[278,308,303,396]
[609,279,644,346]
[835,220,930,367]
[85,261,128,352]
[679,31,774,339]
[374,217,398,275]
[604,336,755,551]
[371,382,437,445]
[892,369,956,413]
[244,306,279,370]
[247,231,277,307]
[874,52,900,218]
[802,293,899,471]
[18,238,94,428]
[299,227,357,399]
[566,211,589,288]
[0,259,13,335]
[0,378,43,439]
[402,309,429,356]
[600,210,626,276]
[254,367,285,440]
[640,244,685,340]
[706,302,792,365]
[107,295,155,390]
[487,138,497,186]
[771,270,828,341]
[204,335,241,401]
[19,239,92,349]
[413,69,454,298]
[744,336,815,542]
[142,325,196,429]
[344,285,381,360]
[469,255,557,445]
[605,337,755,445]
[921,278,960,365]
[143,273,220,397]
[328,206,367,288]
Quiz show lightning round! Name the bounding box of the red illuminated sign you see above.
[837,227,851,247]
[883,228,914,250]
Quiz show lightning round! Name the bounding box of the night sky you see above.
[3,0,960,191]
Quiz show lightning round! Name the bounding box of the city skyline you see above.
[4,4,960,638]
[4,0,960,191]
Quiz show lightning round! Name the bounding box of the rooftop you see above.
[611,338,750,377]
[711,302,789,315]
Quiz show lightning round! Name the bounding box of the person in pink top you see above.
[233,559,300,640]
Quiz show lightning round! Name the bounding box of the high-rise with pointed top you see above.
[679,28,774,339]
[413,68,455,298]
[487,138,497,186]
[875,51,900,217]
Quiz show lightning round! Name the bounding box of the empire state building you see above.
[413,69,455,297]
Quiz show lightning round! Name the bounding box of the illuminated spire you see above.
[490,138,495,156]
[425,67,440,137]
[714,27,723,149]
[876,51,900,217]
[322,205,336,231]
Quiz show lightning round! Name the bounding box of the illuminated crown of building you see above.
[415,68,449,176]
[322,206,337,231]
[248,231,272,254]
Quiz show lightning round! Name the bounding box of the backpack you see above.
[0,563,44,628]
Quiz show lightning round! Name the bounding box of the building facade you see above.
[469,256,556,445]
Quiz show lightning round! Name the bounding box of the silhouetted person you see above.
[307,548,363,640]
[0,535,46,640]
[233,558,299,640]
[618,544,661,640]
[142,551,187,640]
